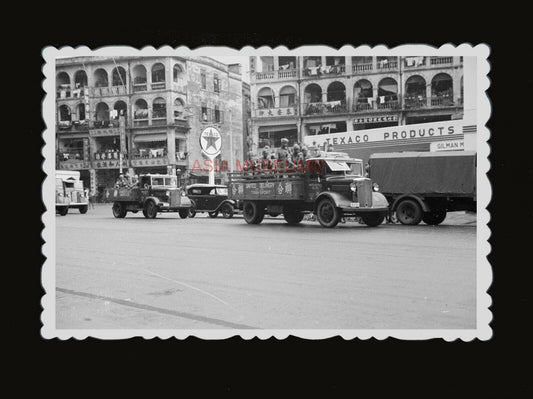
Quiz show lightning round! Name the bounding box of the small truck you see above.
[104,174,192,219]
[368,151,477,225]
[56,170,89,215]
[228,152,389,228]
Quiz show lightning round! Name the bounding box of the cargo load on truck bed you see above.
[369,151,476,197]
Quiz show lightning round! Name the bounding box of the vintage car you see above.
[56,170,89,215]
[104,174,192,219]
[186,184,237,219]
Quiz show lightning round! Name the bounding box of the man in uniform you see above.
[276,138,292,172]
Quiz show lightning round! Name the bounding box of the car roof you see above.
[187,184,227,188]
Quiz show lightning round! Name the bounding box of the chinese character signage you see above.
[92,160,128,169]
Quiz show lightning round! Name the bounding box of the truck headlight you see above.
[350,182,357,192]
[165,191,170,197]
[372,183,379,192]
[181,191,186,197]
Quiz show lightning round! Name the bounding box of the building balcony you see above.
[304,101,348,116]
[404,97,428,109]
[132,83,148,92]
[254,106,298,118]
[376,60,398,71]
[57,120,90,132]
[430,95,455,107]
[430,56,454,66]
[376,99,400,110]
[57,87,88,100]
[173,117,190,129]
[403,57,427,68]
[252,69,298,82]
[352,100,374,112]
[90,86,128,97]
[151,117,167,126]
[352,63,373,73]
[303,65,346,77]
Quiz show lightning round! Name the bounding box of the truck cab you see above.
[105,174,192,219]
[55,170,89,215]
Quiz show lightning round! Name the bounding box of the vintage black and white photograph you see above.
[41,44,491,340]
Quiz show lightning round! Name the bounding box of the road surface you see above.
[55,205,477,330]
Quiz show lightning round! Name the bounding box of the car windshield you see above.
[151,177,176,187]
[216,187,228,196]
[324,160,363,177]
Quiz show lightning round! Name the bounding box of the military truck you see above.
[104,174,192,219]
[228,152,389,228]
[368,151,476,225]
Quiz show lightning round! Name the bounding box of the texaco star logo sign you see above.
[200,127,222,157]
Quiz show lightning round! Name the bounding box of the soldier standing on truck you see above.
[276,138,293,173]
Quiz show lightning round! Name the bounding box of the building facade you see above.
[55,56,247,199]
[248,55,464,156]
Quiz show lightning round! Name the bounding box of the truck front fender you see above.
[144,196,162,207]
[214,199,236,212]
[372,192,389,209]
[314,191,351,211]
[390,194,430,213]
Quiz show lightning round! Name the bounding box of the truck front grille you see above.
[355,180,372,208]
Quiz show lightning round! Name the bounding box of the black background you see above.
[17,29,529,395]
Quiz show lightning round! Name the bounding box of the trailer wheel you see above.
[422,210,447,225]
[57,206,68,216]
[143,200,158,219]
[112,202,127,218]
[396,199,422,225]
[316,198,341,228]
[79,205,88,214]
[178,209,189,219]
[283,206,304,225]
[220,203,234,219]
[361,212,385,227]
[243,201,264,224]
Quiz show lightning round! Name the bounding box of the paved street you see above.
[55,205,477,330]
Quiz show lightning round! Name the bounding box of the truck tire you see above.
[396,199,422,225]
[361,212,385,227]
[243,201,264,224]
[283,206,304,225]
[220,203,234,219]
[57,206,68,216]
[178,209,189,219]
[188,208,196,218]
[112,202,127,218]
[79,205,88,214]
[422,210,447,225]
[316,198,341,228]
[143,200,158,219]
[208,211,219,218]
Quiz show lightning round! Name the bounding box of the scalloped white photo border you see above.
[41,43,491,341]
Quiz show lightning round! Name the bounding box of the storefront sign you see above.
[353,115,398,124]
[304,120,463,148]
[59,161,90,170]
[130,158,168,167]
[200,127,222,157]
[430,139,465,152]
[255,107,298,118]
[92,160,128,169]
[89,127,121,137]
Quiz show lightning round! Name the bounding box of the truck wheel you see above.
[396,199,422,225]
[316,198,341,228]
[57,206,68,216]
[178,209,189,219]
[361,212,385,227]
[143,200,158,219]
[208,211,219,218]
[283,206,304,224]
[188,208,196,218]
[112,202,127,218]
[79,205,88,214]
[269,213,280,217]
[243,201,264,224]
[422,210,447,225]
[220,204,234,219]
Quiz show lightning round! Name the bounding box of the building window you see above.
[214,106,224,123]
[201,70,207,90]
[201,105,209,122]
[214,75,220,93]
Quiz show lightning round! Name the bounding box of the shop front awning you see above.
[133,133,167,143]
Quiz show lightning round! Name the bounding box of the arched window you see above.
[111,66,127,86]
[57,72,70,89]
[93,69,109,88]
[174,98,185,119]
[354,79,373,110]
[152,63,166,83]
[257,87,275,109]
[431,73,454,106]
[113,101,127,120]
[377,78,398,108]
[95,102,110,121]
[405,75,427,108]
[304,83,322,103]
[134,99,148,119]
[58,104,71,122]
[279,85,296,108]
[327,81,346,102]
[173,64,184,82]
[74,70,88,88]
[152,97,167,119]
[132,65,147,84]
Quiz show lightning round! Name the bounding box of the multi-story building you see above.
[55,56,247,199]
[248,55,463,155]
